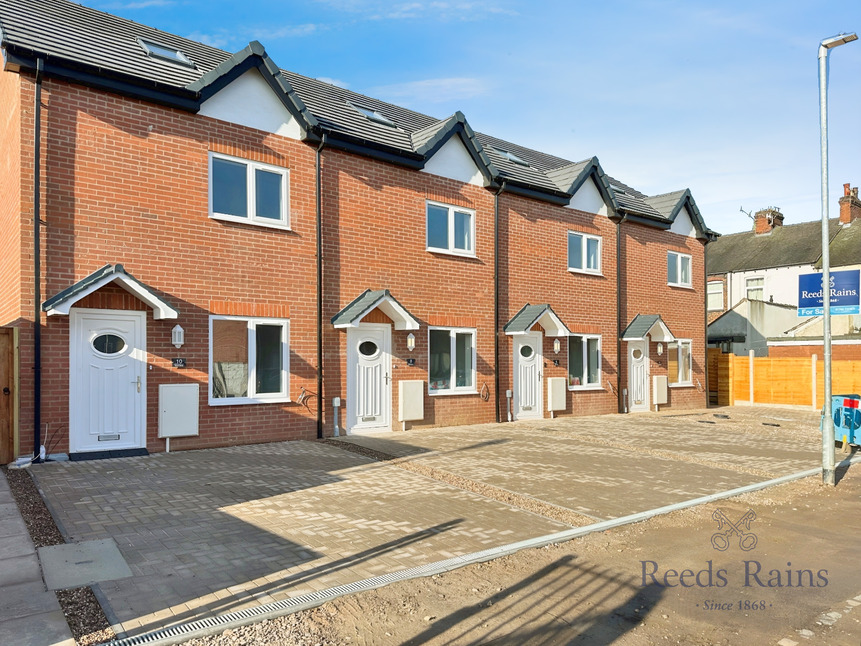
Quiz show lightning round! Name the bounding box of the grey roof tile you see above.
[707,219,841,274]
[622,314,673,340]
[503,304,571,335]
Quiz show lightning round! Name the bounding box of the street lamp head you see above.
[821,32,858,49]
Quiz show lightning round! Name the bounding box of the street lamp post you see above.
[818,32,857,486]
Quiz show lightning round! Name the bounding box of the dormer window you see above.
[494,147,529,166]
[351,103,396,127]
[138,38,195,68]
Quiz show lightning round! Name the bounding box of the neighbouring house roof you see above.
[621,314,674,342]
[0,0,710,229]
[503,304,571,337]
[42,264,178,319]
[707,219,842,275]
[817,220,861,268]
[331,289,420,331]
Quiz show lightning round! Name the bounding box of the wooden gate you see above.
[0,328,14,464]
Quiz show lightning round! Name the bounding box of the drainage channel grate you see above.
[112,461,850,646]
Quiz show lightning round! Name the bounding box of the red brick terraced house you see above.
[0,0,717,463]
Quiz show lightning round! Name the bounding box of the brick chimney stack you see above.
[839,183,861,225]
[753,207,784,234]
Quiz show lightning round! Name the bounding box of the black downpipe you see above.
[703,240,709,407]
[315,134,327,439]
[615,215,626,414]
[33,59,44,462]
[493,182,507,423]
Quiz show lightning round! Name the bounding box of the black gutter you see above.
[33,59,43,462]
[493,182,507,423]
[321,135,424,169]
[500,181,570,206]
[620,211,672,229]
[615,213,627,414]
[4,49,200,112]
[315,134,327,439]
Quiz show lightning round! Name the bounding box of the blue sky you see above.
[87,0,860,234]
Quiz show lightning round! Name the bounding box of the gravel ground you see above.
[1,464,116,645]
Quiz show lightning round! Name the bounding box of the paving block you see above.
[38,538,133,590]
[0,610,75,646]
[0,534,35,560]
[0,554,42,588]
[0,580,61,620]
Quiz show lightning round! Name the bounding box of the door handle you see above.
[384,373,390,385]
[131,376,141,393]
[2,387,9,395]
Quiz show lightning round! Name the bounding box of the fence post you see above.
[811,354,818,411]
[749,349,755,405]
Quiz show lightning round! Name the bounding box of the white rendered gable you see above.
[421,136,484,186]
[198,69,303,140]
[566,176,608,216]
[670,205,696,237]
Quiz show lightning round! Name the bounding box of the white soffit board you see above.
[566,176,608,216]
[198,69,303,140]
[670,205,696,237]
[421,136,484,186]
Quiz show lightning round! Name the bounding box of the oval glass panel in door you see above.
[359,341,378,357]
[92,333,126,355]
[632,348,643,360]
[520,345,534,358]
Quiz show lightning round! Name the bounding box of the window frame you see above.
[425,200,476,257]
[707,281,724,311]
[208,152,290,230]
[667,251,692,288]
[208,315,290,406]
[668,338,693,387]
[427,326,477,395]
[568,334,602,390]
[567,231,602,275]
[746,276,765,301]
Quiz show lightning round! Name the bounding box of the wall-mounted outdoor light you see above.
[553,338,561,354]
[407,332,416,351]
[657,343,664,356]
[172,324,185,348]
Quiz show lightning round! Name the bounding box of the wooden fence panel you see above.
[733,355,750,403]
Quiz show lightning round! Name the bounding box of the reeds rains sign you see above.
[798,269,860,316]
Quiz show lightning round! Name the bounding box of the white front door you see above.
[70,309,146,453]
[628,341,649,412]
[347,324,391,433]
[513,332,542,420]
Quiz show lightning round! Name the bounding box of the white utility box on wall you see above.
[398,380,425,422]
[653,375,668,409]
[547,377,567,412]
[158,383,200,438]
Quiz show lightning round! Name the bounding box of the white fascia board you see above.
[45,275,178,320]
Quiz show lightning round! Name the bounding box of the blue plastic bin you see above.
[826,394,861,445]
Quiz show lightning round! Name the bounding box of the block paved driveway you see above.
[31,406,821,637]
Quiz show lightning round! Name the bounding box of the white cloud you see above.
[368,77,491,106]
[316,77,350,88]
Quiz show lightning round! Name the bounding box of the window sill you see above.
[429,390,479,397]
[427,247,477,259]
[210,213,292,232]
[567,268,603,277]
[568,385,604,392]
[668,383,694,389]
[209,396,292,406]
[668,283,694,290]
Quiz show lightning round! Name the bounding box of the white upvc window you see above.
[746,276,764,301]
[569,335,601,389]
[209,316,290,405]
[567,231,601,274]
[209,152,290,229]
[707,281,724,311]
[668,251,692,287]
[426,201,475,256]
[668,339,693,386]
[428,327,476,394]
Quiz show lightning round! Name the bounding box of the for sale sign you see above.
[798,270,860,316]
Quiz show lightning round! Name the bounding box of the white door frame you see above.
[513,331,543,420]
[346,323,392,434]
[69,308,147,452]
[627,340,650,413]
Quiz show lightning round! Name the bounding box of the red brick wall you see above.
[320,149,497,430]
[620,221,707,409]
[32,76,319,453]
[769,343,861,360]
[498,194,618,417]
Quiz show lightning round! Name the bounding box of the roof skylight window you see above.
[494,147,529,166]
[352,104,396,127]
[138,38,195,68]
